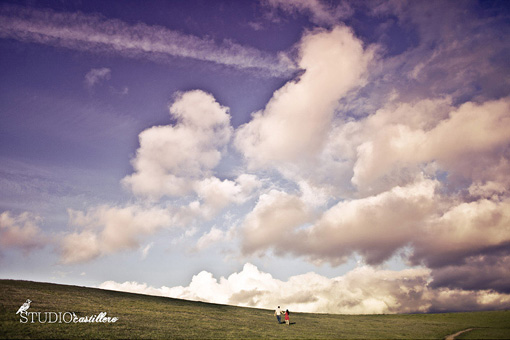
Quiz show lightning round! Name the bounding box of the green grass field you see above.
[0,279,509,339]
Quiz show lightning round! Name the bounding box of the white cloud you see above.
[99,280,174,297]
[59,229,100,264]
[194,225,235,252]
[99,263,510,314]
[122,90,260,223]
[60,205,175,264]
[412,197,510,269]
[0,4,294,77]
[351,97,510,188]
[193,174,261,218]
[84,67,111,87]
[0,211,47,254]
[235,25,374,167]
[241,189,314,256]
[241,177,438,265]
[238,175,510,293]
[123,90,233,199]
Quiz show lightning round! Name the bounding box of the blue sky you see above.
[1,0,510,314]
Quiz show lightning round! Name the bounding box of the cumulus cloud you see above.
[99,280,175,297]
[241,189,314,256]
[60,205,174,264]
[57,90,262,264]
[123,90,233,199]
[286,94,509,198]
[194,227,227,251]
[0,211,47,254]
[239,175,510,292]
[241,177,438,265]
[235,25,374,167]
[236,1,510,201]
[0,4,294,77]
[193,221,238,252]
[352,97,510,187]
[84,67,111,88]
[122,90,260,222]
[193,174,261,219]
[412,198,510,270]
[59,173,254,263]
[311,89,510,292]
[99,263,510,314]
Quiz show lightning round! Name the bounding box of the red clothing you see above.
[285,312,289,321]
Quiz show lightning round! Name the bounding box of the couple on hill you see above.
[274,306,290,325]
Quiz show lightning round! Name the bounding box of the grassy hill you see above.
[0,279,509,339]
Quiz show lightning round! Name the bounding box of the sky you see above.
[1,0,510,314]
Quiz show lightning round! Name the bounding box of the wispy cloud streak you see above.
[0,4,295,77]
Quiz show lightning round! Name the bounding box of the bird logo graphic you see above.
[16,299,32,314]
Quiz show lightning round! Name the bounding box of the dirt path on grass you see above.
[444,328,475,340]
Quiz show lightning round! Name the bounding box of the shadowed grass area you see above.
[0,279,509,339]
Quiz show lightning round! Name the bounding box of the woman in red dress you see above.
[285,309,290,325]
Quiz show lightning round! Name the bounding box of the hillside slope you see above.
[0,279,509,339]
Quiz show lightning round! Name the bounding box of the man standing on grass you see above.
[274,306,282,324]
